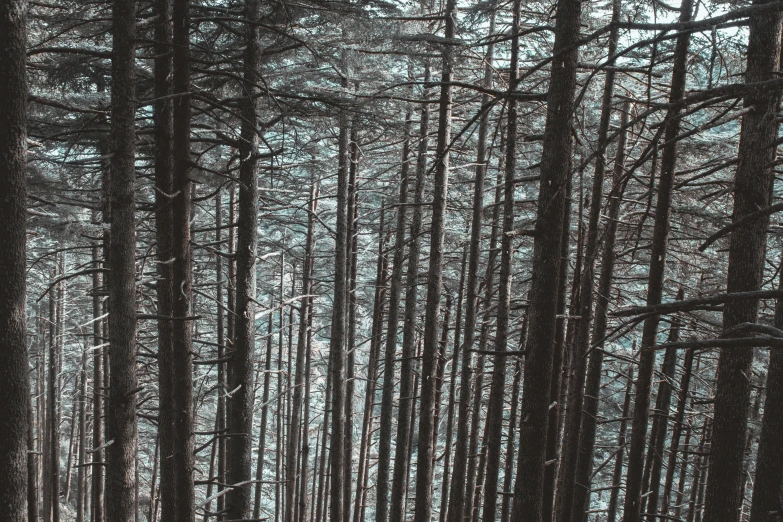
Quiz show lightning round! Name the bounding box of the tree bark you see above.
[0,1,29,517]
[105,0,139,519]
[703,2,783,521]
[226,0,261,518]
[512,0,581,517]
[622,1,693,519]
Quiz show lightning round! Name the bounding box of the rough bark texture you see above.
[703,3,783,520]
[0,1,30,519]
[153,0,176,519]
[105,0,139,520]
[226,0,261,518]
[171,0,196,519]
[511,0,581,517]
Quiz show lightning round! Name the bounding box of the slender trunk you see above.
[375,98,415,522]
[105,0,139,517]
[446,15,496,521]
[500,332,526,522]
[512,0,581,516]
[0,0,29,518]
[571,100,632,522]
[643,290,684,518]
[438,246,467,522]
[479,2,519,519]
[607,367,634,522]
[352,207,388,522]
[622,1,692,519]
[389,64,432,522]
[703,3,783,520]
[661,348,696,515]
[253,314,275,520]
[91,247,105,522]
[554,2,620,519]
[76,351,87,522]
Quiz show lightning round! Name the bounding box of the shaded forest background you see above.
[2,0,783,521]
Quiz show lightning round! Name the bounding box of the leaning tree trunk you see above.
[512,0,581,518]
[105,0,139,521]
[0,0,30,519]
[226,0,261,518]
[622,1,693,519]
[704,4,783,520]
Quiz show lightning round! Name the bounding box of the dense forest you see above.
[2,0,783,521]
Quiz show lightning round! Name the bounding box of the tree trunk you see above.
[105,0,139,519]
[703,3,783,520]
[479,2,519,519]
[253,313,275,521]
[375,96,416,522]
[92,247,105,522]
[446,16,496,521]
[571,100,631,522]
[226,0,261,517]
[607,366,634,522]
[0,2,29,511]
[512,0,581,517]
[622,1,692,519]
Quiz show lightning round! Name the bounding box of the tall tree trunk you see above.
[479,2,519,519]
[91,247,105,522]
[412,0,457,515]
[703,3,783,521]
[105,0,139,519]
[171,0,195,517]
[554,1,620,518]
[153,0,176,518]
[446,15,496,521]
[253,313,275,520]
[512,0,581,517]
[76,350,88,522]
[375,96,416,522]
[0,2,29,515]
[642,290,684,518]
[352,207,388,522]
[622,1,692,519]
[226,0,261,517]
[438,245,467,522]
[571,100,631,522]
[389,66,430,522]
[661,348,696,516]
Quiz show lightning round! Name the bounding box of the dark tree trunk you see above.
[749,279,783,522]
[607,367,634,522]
[253,313,275,521]
[622,1,692,519]
[226,0,261,518]
[91,248,105,522]
[375,96,415,522]
[703,3,783,521]
[153,0,176,519]
[512,0,581,517]
[571,100,631,522]
[171,0,195,518]
[479,2,519,519]
[446,18,496,522]
[554,1,620,518]
[0,2,29,510]
[105,0,139,519]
